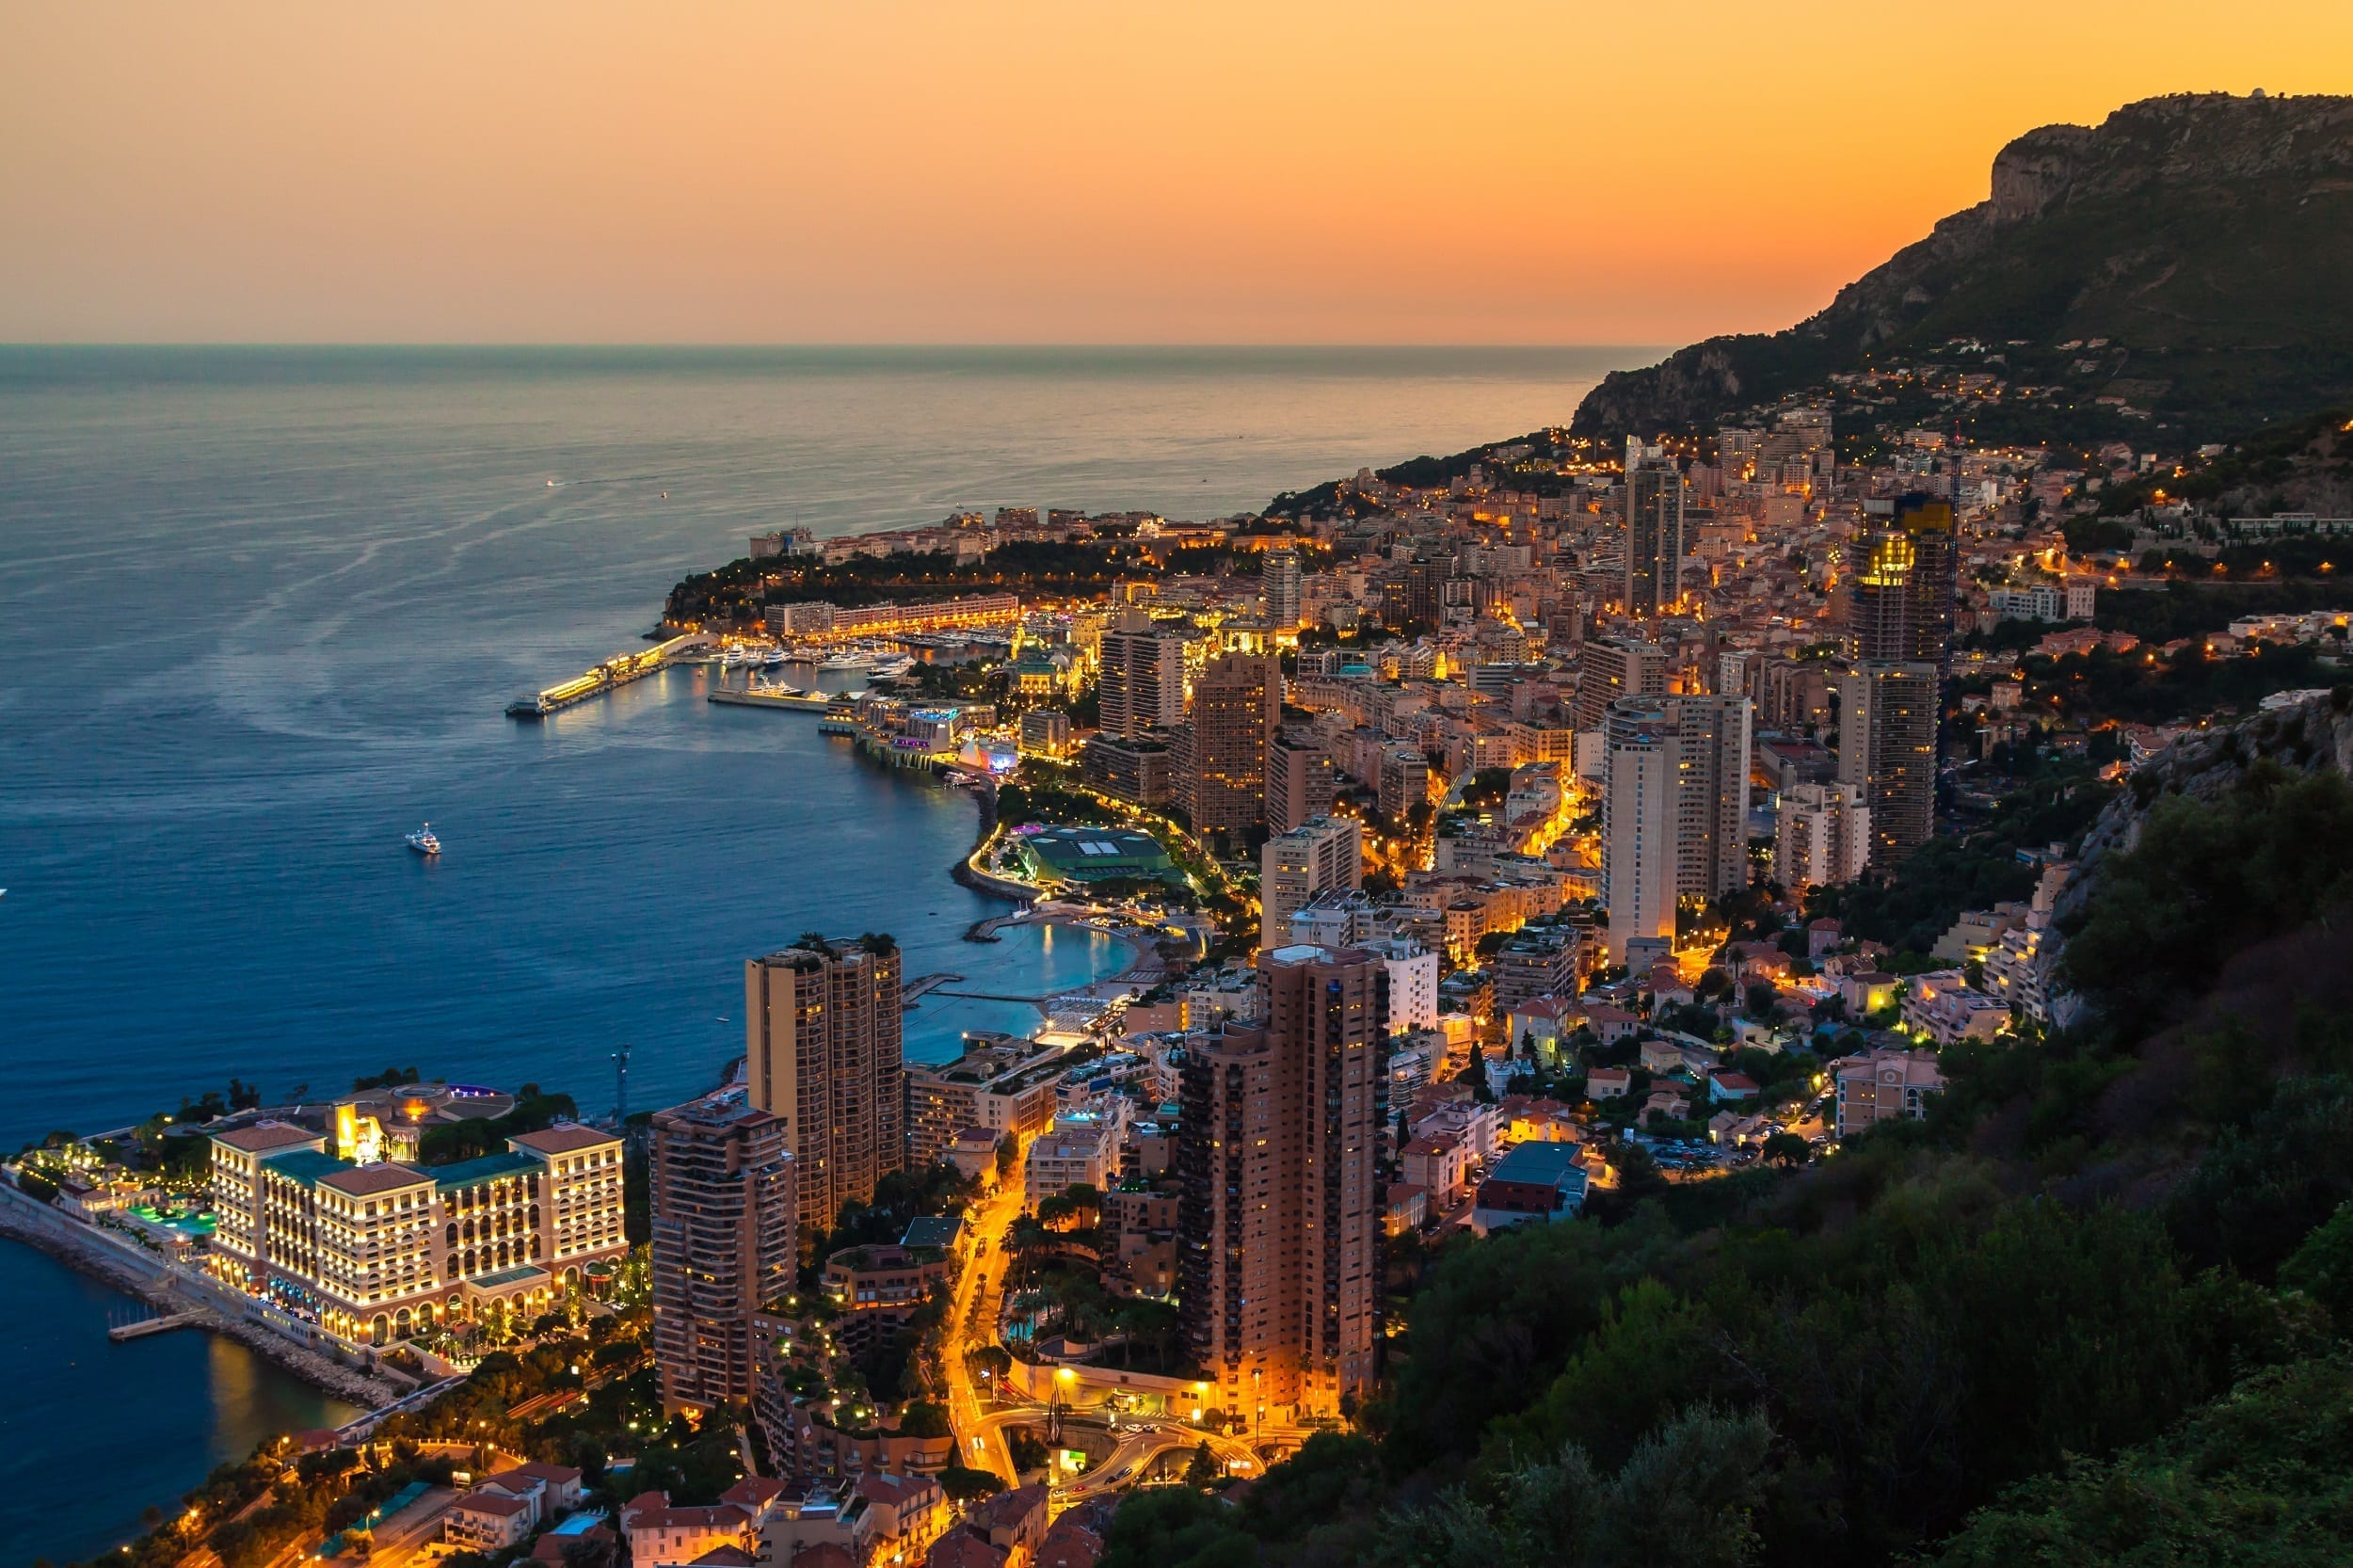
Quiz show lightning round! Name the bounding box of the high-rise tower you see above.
[1624,443,1687,617]
[1837,662,1938,869]
[1601,694,1753,962]
[1262,547,1304,629]
[1098,608,1188,735]
[744,936,904,1247]
[1176,946,1385,1428]
[1185,653,1277,837]
[650,1094,796,1416]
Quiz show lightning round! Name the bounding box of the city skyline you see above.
[7,4,2348,344]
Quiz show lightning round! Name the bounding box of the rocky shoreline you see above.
[0,1192,406,1410]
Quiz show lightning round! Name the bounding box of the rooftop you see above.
[260,1148,355,1188]
[321,1163,433,1197]
[1485,1142,1587,1187]
[512,1124,621,1155]
[213,1123,322,1154]
[429,1149,541,1191]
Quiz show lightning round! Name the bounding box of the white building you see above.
[1259,815,1363,952]
[1773,781,1869,890]
[1023,1102,1127,1209]
[1601,695,1751,963]
[1366,936,1441,1034]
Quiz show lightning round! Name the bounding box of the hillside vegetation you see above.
[1102,696,2353,1568]
[1572,93,2353,444]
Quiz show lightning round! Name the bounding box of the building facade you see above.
[651,1094,798,1415]
[1624,446,1687,617]
[1183,653,1277,836]
[205,1121,626,1347]
[745,937,904,1246]
[1837,662,1938,869]
[1098,609,1188,736]
[1258,815,1363,952]
[1773,781,1869,890]
[1264,727,1336,836]
[1176,946,1386,1428]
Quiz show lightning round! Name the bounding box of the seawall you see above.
[0,1183,407,1408]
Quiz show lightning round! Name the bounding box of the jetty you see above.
[506,632,712,718]
[902,971,963,1005]
[108,1308,207,1341]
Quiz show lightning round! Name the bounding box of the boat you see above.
[762,648,789,668]
[819,650,876,672]
[406,824,441,856]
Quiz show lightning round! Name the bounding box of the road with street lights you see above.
[941,1138,1032,1481]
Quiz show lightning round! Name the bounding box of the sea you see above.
[0,344,1639,1563]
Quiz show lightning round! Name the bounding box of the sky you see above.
[3,2,2348,345]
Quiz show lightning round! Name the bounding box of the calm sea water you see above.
[0,344,1635,1562]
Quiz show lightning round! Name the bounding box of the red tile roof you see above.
[454,1492,532,1518]
[213,1124,319,1153]
[321,1163,432,1196]
[512,1124,621,1155]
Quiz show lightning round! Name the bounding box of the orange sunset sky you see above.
[3,2,2346,345]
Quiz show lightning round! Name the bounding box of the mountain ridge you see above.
[1572,91,2353,442]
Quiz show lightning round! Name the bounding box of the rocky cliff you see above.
[1574,92,2353,441]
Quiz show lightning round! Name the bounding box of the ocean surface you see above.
[0,344,1637,1562]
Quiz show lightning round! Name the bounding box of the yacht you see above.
[406,824,441,856]
[762,648,790,668]
[819,649,876,672]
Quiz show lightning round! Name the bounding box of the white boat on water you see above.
[871,654,917,678]
[406,823,441,856]
[819,650,875,672]
[762,648,789,667]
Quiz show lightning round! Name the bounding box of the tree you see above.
[1761,1131,1811,1168]
[937,1464,1006,1502]
[1185,1441,1220,1490]
[995,1132,1020,1180]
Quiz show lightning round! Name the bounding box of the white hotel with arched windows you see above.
[206,1120,626,1345]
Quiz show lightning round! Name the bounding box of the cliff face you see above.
[1573,93,2353,441]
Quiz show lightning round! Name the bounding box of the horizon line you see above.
[0,340,1671,354]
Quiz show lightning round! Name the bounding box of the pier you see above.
[902,971,964,1004]
[108,1308,207,1341]
[506,632,712,718]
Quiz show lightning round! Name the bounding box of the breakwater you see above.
[0,1185,407,1408]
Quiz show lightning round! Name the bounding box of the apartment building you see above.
[1176,946,1386,1428]
[650,1094,797,1416]
[744,936,904,1245]
[1258,815,1363,952]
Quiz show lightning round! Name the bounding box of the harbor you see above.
[505,632,712,718]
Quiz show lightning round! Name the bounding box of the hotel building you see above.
[206,1120,626,1346]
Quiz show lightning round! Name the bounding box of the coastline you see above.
[0,1186,404,1410]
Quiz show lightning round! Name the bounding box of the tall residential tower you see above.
[744,936,904,1247]
[1176,946,1385,1428]
[650,1094,797,1416]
